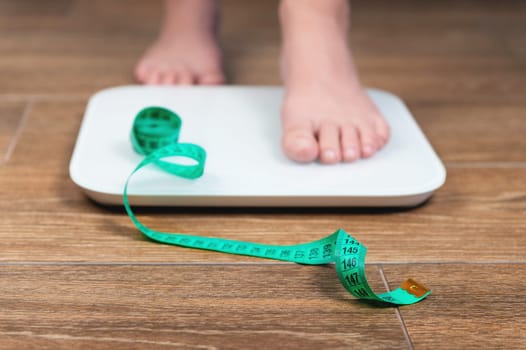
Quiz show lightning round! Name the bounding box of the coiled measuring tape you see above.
[124,106,431,306]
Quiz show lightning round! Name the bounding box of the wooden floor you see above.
[1,0,525,349]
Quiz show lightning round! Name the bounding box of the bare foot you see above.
[135,0,224,85]
[279,0,390,164]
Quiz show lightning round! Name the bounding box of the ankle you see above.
[157,26,215,46]
[161,0,218,37]
[279,0,349,26]
[279,2,355,82]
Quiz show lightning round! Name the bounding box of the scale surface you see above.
[69,86,446,207]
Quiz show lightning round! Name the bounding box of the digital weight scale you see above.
[69,86,446,207]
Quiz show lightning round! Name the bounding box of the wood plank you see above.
[4,96,525,175]
[358,56,526,105]
[411,103,526,162]
[382,264,526,350]
[0,0,72,18]
[353,0,526,16]
[0,101,27,164]
[351,1,526,105]
[0,0,272,95]
[0,1,524,349]
[0,264,409,349]
[0,101,524,263]
[0,0,524,102]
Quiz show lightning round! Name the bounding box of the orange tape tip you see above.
[401,278,430,298]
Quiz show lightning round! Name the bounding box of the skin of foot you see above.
[279,0,390,164]
[135,0,224,85]
[136,0,389,164]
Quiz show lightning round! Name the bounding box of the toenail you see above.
[344,148,358,161]
[363,145,374,156]
[322,149,336,161]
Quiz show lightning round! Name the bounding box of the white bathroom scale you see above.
[69,86,446,207]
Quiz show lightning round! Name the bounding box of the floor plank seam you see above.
[0,331,211,349]
[1,99,34,166]
[446,162,526,168]
[379,265,415,350]
[2,94,526,112]
[0,261,319,266]
[378,261,526,265]
[0,94,89,102]
[0,261,524,266]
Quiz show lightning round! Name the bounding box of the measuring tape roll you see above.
[131,107,205,178]
[124,106,431,306]
[131,106,182,155]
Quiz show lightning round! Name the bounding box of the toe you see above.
[375,117,390,148]
[282,123,319,163]
[341,124,360,162]
[146,71,164,85]
[358,123,380,158]
[159,71,178,85]
[318,123,342,164]
[178,70,195,85]
[135,64,152,84]
[198,71,225,85]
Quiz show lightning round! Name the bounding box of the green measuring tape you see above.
[124,106,431,306]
